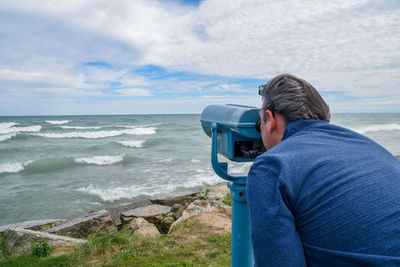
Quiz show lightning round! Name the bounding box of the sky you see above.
[0,0,399,115]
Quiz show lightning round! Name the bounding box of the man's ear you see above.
[265,110,277,134]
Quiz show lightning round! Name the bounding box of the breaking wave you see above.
[74,154,125,165]
[0,161,33,174]
[352,123,400,134]
[45,120,69,125]
[0,154,130,175]
[0,132,17,142]
[116,140,145,148]
[76,173,221,202]
[0,122,42,142]
[31,127,156,139]
[59,126,103,130]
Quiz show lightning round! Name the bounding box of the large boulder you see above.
[45,210,117,238]
[149,191,200,207]
[107,200,152,227]
[3,228,85,254]
[126,218,161,238]
[121,204,171,225]
[0,219,65,233]
[200,185,230,201]
[169,199,231,233]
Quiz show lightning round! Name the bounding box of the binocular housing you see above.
[201,104,265,162]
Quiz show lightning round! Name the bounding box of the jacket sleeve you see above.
[246,156,306,267]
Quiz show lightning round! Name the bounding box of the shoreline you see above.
[2,154,399,230]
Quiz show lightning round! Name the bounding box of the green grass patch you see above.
[222,193,232,206]
[0,219,231,267]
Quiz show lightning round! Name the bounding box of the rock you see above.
[169,199,232,233]
[171,203,182,212]
[121,204,171,225]
[4,228,85,254]
[107,200,152,226]
[174,206,185,219]
[161,216,175,227]
[127,218,160,238]
[45,210,117,238]
[149,191,200,206]
[0,219,65,233]
[200,185,230,201]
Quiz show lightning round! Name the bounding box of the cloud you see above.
[115,88,152,96]
[0,0,399,114]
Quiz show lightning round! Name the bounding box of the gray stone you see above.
[169,199,232,233]
[4,228,85,254]
[200,185,230,201]
[161,216,175,227]
[0,219,65,233]
[174,206,184,220]
[171,203,182,212]
[127,218,160,238]
[107,200,152,226]
[45,210,117,238]
[149,191,199,206]
[122,204,171,218]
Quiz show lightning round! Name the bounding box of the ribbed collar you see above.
[282,119,328,141]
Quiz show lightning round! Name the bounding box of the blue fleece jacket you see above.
[246,119,400,267]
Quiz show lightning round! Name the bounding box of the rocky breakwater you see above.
[0,185,231,254]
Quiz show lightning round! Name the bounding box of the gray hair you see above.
[259,74,331,123]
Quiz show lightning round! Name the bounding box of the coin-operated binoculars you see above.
[200,104,265,267]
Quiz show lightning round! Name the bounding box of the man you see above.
[246,74,400,266]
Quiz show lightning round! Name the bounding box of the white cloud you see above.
[115,88,152,96]
[0,0,399,113]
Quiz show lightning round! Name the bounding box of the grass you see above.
[0,219,231,267]
[222,193,232,206]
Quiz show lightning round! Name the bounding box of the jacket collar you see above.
[282,119,328,141]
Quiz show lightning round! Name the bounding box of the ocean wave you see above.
[46,120,69,125]
[59,126,102,130]
[31,127,156,139]
[75,154,125,165]
[116,140,145,148]
[122,123,162,129]
[0,161,33,174]
[76,174,222,202]
[352,123,400,134]
[0,132,17,142]
[0,122,19,129]
[0,125,42,135]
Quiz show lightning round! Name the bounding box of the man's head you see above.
[258,74,330,149]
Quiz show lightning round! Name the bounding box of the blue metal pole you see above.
[228,180,254,267]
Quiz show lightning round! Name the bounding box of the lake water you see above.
[1,113,399,226]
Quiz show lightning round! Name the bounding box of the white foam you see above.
[46,120,69,125]
[352,123,400,134]
[158,158,173,163]
[77,184,156,202]
[0,161,33,174]
[60,126,102,130]
[0,125,42,135]
[116,140,145,148]
[76,173,222,202]
[0,122,19,129]
[31,127,156,139]
[0,132,17,142]
[75,154,125,165]
[191,159,201,163]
